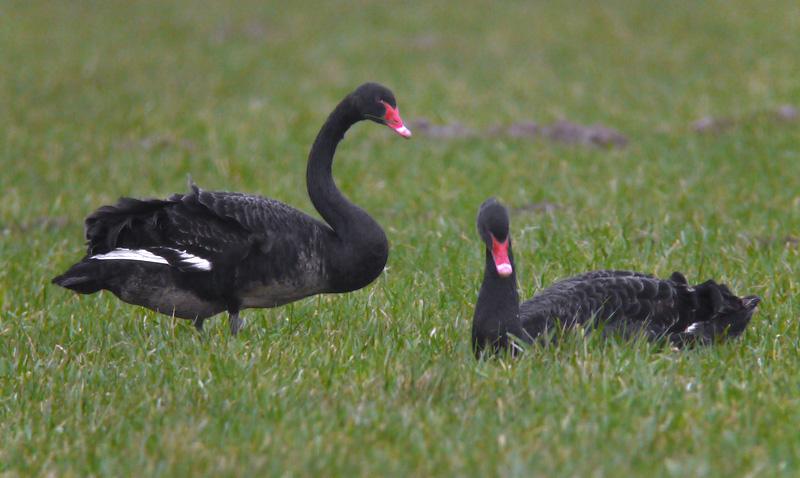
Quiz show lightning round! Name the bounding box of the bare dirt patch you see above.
[412,118,627,149]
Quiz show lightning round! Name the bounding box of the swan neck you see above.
[306,96,361,234]
[472,245,526,356]
[306,95,388,292]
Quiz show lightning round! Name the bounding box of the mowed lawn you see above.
[2,0,800,476]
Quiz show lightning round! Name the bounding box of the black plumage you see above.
[471,198,761,358]
[53,83,412,334]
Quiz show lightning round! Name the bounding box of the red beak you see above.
[491,236,513,277]
[381,101,412,138]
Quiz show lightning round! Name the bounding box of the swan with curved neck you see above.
[472,198,760,358]
[53,83,411,335]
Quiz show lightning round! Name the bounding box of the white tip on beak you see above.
[496,263,513,277]
[393,125,412,138]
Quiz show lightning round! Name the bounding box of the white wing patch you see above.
[91,248,169,265]
[91,248,212,271]
[169,248,212,271]
[685,322,701,334]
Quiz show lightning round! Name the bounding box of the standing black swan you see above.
[472,198,761,357]
[53,83,411,335]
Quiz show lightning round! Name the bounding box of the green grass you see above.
[2,0,800,475]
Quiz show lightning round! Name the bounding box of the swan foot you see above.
[229,311,244,336]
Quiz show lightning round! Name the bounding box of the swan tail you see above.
[670,279,760,347]
[52,259,108,294]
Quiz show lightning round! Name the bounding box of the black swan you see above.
[53,83,411,335]
[472,198,761,357]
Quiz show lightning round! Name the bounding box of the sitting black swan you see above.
[472,198,760,357]
[53,83,411,335]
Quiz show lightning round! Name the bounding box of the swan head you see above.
[352,82,412,138]
[477,198,513,278]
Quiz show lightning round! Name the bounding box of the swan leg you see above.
[229,311,244,336]
[193,317,205,333]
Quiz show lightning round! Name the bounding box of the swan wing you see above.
[520,272,687,335]
[83,184,330,275]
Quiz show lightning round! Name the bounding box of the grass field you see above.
[2,0,800,475]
